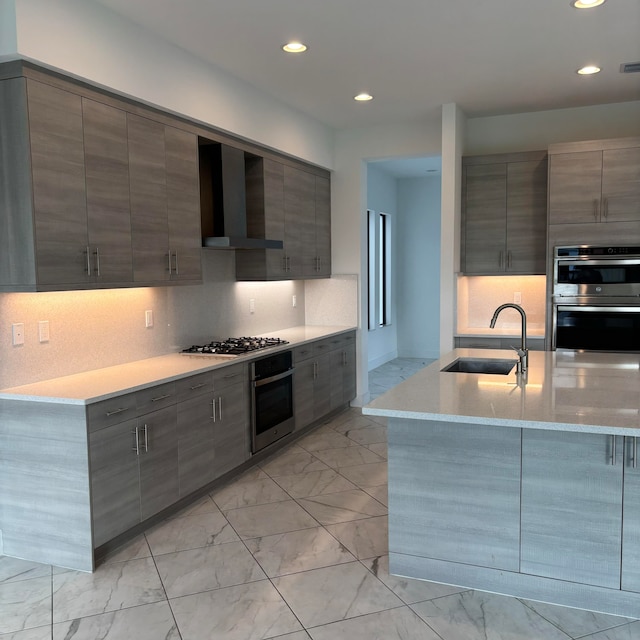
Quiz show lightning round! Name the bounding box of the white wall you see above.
[12,0,333,168]
[366,163,398,369]
[466,100,640,155]
[396,176,441,359]
[0,0,17,57]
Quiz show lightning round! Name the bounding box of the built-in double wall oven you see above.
[552,245,640,352]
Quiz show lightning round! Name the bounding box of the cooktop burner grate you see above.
[181,336,289,355]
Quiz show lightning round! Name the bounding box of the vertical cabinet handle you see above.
[634,437,638,469]
[94,247,101,277]
[172,251,179,276]
[132,427,140,455]
[498,251,504,269]
[143,424,149,453]
[610,435,616,465]
[85,246,92,276]
[218,397,223,421]
[167,252,173,275]
[211,398,216,421]
[507,251,512,269]
[593,199,599,221]
[602,197,608,219]
[313,361,318,380]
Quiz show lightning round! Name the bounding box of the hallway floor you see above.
[1,359,638,639]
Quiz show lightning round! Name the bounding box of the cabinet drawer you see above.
[136,381,176,414]
[214,362,246,391]
[175,372,214,401]
[293,344,315,363]
[88,392,138,432]
[312,338,333,355]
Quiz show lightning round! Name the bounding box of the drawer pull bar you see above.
[106,407,129,417]
[151,393,172,402]
[190,383,206,390]
[224,373,239,379]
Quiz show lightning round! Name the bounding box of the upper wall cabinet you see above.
[0,73,202,292]
[235,157,331,281]
[461,151,548,275]
[548,137,640,226]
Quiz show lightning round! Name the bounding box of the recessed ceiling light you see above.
[354,93,373,102]
[571,0,606,7]
[577,65,601,75]
[282,42,307,53]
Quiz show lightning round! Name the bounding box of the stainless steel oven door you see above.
[553,305,640,352]
[553,258,640,298]
[251,368,295,453]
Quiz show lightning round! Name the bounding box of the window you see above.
[368,210,392,330]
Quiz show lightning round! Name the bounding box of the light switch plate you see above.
[38,320,50,343]
[145,310,154,328]
[12,323,25,346]
[249,298,255,314]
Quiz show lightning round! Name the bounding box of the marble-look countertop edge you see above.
[0,325,356,405]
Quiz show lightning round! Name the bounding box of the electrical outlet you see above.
[38,320,50,343]
[249,298,255,314]
[145,310,154,328]
[292,294,297,308]
[12,323,25,346]
[514,292,522,304]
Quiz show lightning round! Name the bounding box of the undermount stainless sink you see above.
[441,357,517,375]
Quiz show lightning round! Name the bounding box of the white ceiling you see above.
[91,0,640,132]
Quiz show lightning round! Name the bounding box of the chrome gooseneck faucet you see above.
[490,303,528,373]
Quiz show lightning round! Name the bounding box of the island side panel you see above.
[0,399,93,571]
[387,417,521,572]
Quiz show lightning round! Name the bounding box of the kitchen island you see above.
[363,348,640,618]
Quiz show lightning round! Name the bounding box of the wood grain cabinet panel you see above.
[314,175,332,277]
[602,147,640,223]
[462,151,547,275]
[82,98,133,284]
[622,436,640,593]
[521,430,623,588]
[284,165,317,278]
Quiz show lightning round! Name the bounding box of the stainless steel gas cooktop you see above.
[181,336,289,356]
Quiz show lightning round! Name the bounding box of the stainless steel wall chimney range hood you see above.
[200,142,283,250]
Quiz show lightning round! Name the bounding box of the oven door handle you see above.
[556,305,640,313]
[253,368,295,387]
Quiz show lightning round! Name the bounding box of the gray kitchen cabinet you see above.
[462,151,547,275]
[454,336,546,351]
[622,436,640,593]
[89,417,141,547]
[329,332,356,410]
[82,97,134,285]
[177,372,216,497]
[548,137,640,226]
[388,418,521,571]
[235,158,331,281]
[293,345,315,431]
[521,430,623,588]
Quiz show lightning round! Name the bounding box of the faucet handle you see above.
[510,345,526,357]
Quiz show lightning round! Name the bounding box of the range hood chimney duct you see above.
[200,143,283,250]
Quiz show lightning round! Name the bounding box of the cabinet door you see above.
[313,353,332,420]
[622,436,640,592]
[89,418,140,546]
[463,163,507,274]
[314,175,331,277]
[177,393,215,497]
[263,159,287,277]
[166,126,202,282]
[548,151,603,224]
[294,358,315,431]
[82,98,133,285]
[27,80,90,286]
[342,338,357,404]
[506,159,547,274]
[138,405,179,520]
[128,114,170,283]
[521,430,622,588]
[388,419,521,571]
[213,381,249,478]
[284,165,316,278]
[602,147,640,223]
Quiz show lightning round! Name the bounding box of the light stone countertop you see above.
[363,348,640,435]
[0,325,355,405]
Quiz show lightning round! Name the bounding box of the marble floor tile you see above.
[52,601,179,640]
[145,510,238,555]
[311,445,383,469]
[271,561,403,628]
[223,499,319,539]
[266,632,311,640]
[323,408,363,430]
[366,442,387,459]
[579,621,640,639]
[411,590,572,640]
[166,494,220,519]
[342,425,387,445]
[170,580,302,640]
[155,540,266,599]
[297,489,387,525]
[52,557,165,624]
[212,476,290,511]
[332,415,381,434]
[0,627,52,640]
[0,576,52,635]
[362,484,388,506]
[338,461,388,488]
[232,466,270,483]
[272,469,357,499]
[245,526,355,577]
[100,534,151,565]
[0,557,51,584]
[325,516,389,560]
[296,429,358,452]
[520,599,634,638]
[362,555,468,605]
[260,448,330,477]
[308,605,441,640]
